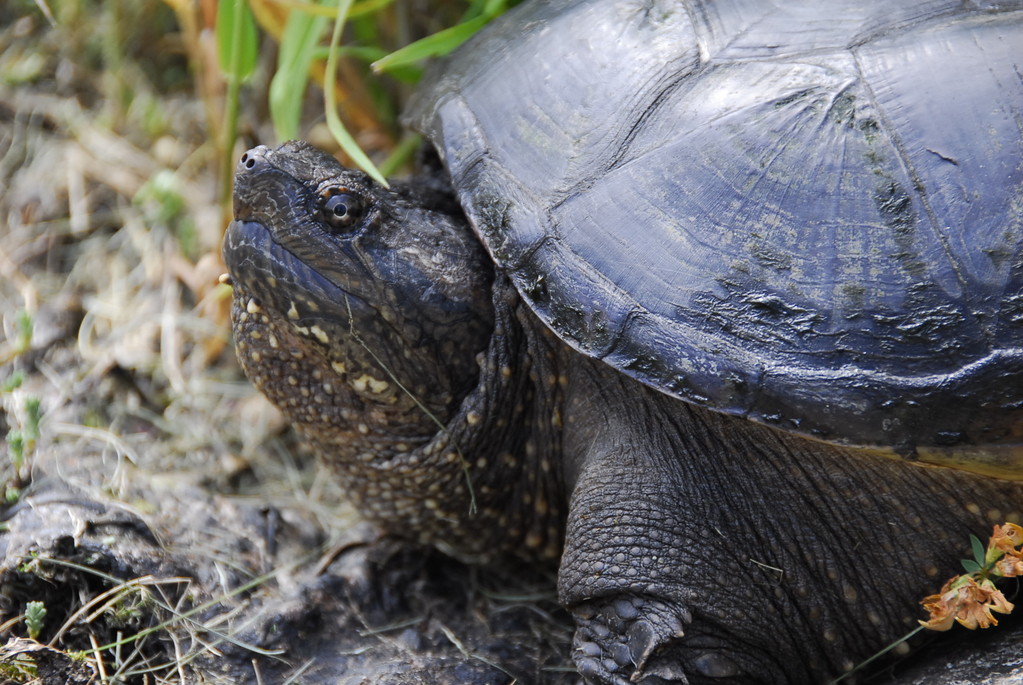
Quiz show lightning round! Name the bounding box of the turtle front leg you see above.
[571,593,692,683]
[557,445,742,685]
[555,396,800,685]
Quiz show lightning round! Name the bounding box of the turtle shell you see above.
[405,0,1023,466]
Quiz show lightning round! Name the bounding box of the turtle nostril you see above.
[242,153,256,169]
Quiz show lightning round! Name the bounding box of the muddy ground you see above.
[1,2,1023,684]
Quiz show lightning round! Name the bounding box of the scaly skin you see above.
[224,142,1023,684]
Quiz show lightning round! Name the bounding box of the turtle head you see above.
[223,141,494,446]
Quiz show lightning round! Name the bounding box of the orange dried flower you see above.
[919,581,957,632]
[920,523,1022,632]
[990,523,1023,556]
[919,576,1014,631]
[996,556,1023,577]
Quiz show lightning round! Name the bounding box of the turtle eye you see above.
[319,188,364,231]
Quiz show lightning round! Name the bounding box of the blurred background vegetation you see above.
[0,0,513,478]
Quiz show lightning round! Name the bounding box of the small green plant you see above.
[24,396,41,444]
[1,371,25,392]
[15,309,33,353]
[25,601,47,640]
[1,312,33,366]
[134,170,197,259]
[7,429,25,473]
[5,396,41,488]
[5,395,41,490]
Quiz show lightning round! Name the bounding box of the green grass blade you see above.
[324,0,388,187]
[371,0,508,73]
[259,0,394,20]
[371,14,488,73]
[378,133,422,177]
[217,0,259,205]
[216,0,258,82]
[270,6,329,140]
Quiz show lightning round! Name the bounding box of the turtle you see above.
[221,0,1023,682]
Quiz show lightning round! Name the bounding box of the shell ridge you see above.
[849,43,972,308]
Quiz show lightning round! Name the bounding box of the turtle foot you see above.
[571,595,691,684]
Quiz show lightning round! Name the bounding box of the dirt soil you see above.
[1,2,1023,684]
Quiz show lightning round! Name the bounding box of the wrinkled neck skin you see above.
[224,142,564,563]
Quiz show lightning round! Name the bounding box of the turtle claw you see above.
[572,596,690,684]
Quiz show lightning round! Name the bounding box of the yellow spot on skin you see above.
[250,331,262,340]
[352,374,389,394]
[525,532,542,548]
[357,423,369,434]
[310,325,330,344]
[926,565,939,577]
[331,361,347,375]
[475,457,487,469]
[842,585,858,602]
[467,411,481,425]
[250,351,262,363]
[246,298,262,314]
[268,333,279,349]
[823,629,838,643]
[287,302,299,320]
[501,366,512,378]
[894,642,911,656]
[445,452,459,464]
[287,376,298,386]
[294,325,310,337]
[424,499,438,509]
[967,503,982,516]
[988,509,1003,523]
